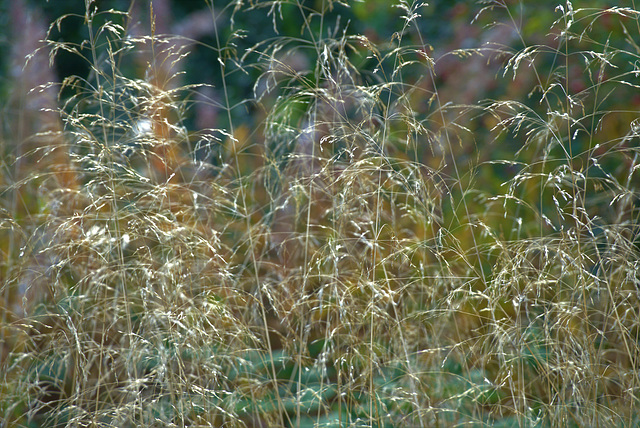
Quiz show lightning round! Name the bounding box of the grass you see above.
[1,0,640,426]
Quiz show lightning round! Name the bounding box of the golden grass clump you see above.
[1,1,640,427]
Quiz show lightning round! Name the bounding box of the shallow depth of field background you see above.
[1,0,640,427]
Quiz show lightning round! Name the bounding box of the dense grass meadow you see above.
[1,0,640,426]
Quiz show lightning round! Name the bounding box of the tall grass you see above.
[2,0,639,426]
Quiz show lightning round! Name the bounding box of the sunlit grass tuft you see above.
[1,1,640,427]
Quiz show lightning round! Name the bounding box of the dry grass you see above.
[1,0,640,427]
